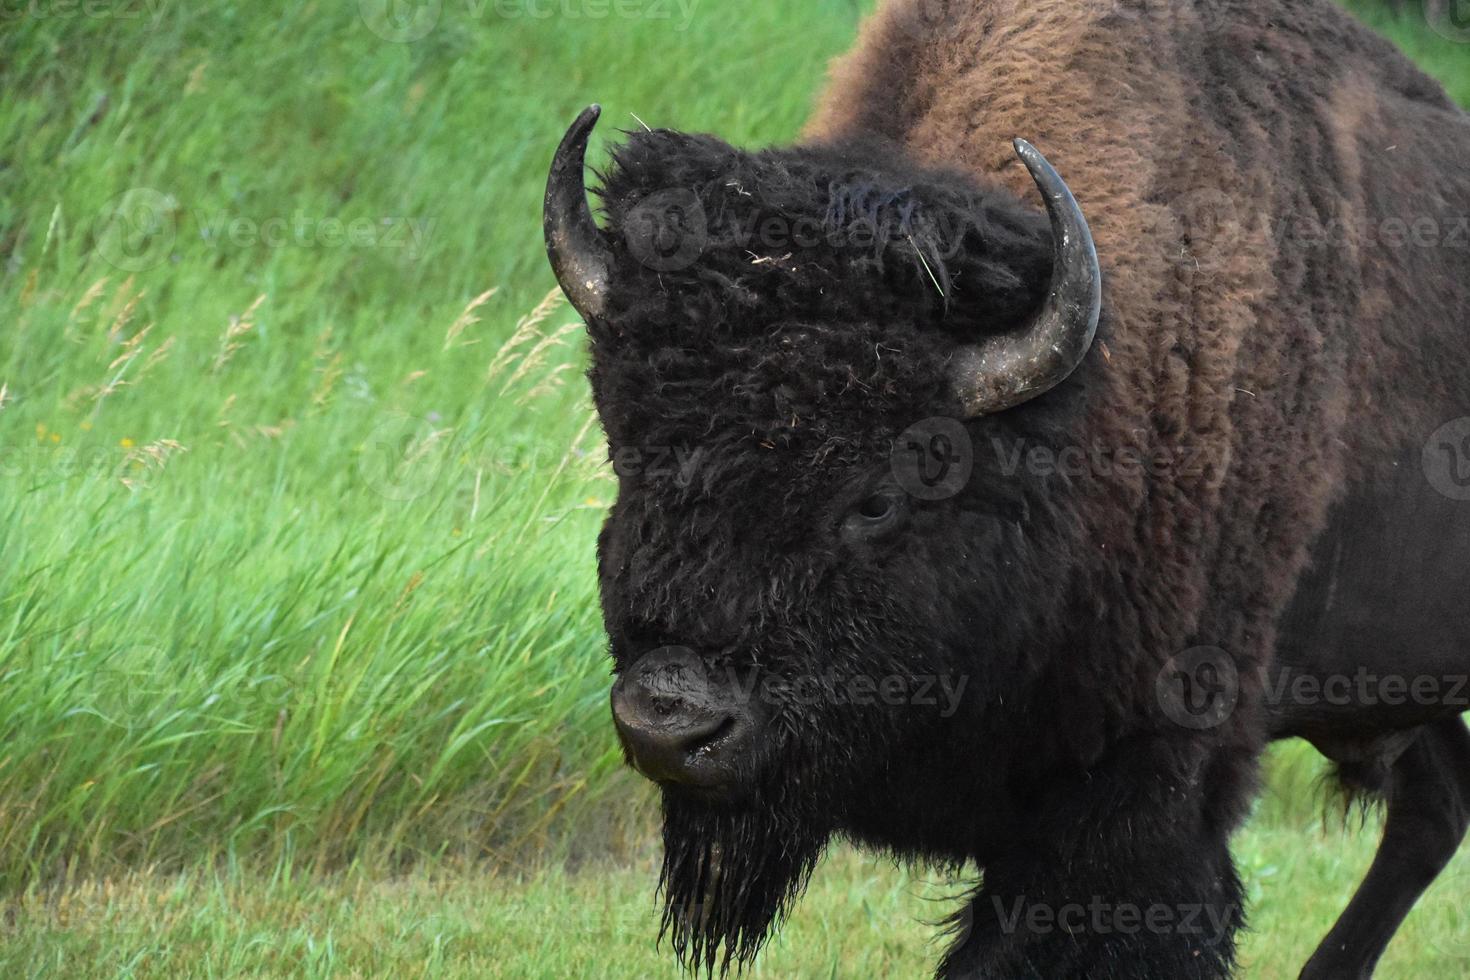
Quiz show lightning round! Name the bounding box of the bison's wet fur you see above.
[657,791,826,975]
[577,0,1470,976]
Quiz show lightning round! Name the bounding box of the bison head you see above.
[544,106,1101,973]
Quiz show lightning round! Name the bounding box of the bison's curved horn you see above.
[949,139,1102,416]
[544,105,613,323]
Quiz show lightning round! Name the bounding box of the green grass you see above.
[7,822,1470,979]
[0,0,1467,976]
[1342,0,1470,105]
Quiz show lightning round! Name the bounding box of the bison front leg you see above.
[941,839,1243,979]
[939,742,1249,979]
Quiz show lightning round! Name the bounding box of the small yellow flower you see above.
[79,420,93,432]
[451,528,463,537]
[120,437,135,448]
[49,432,61,444]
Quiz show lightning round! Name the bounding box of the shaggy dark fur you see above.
[595,131,1052,338]
[573,1,1470,977]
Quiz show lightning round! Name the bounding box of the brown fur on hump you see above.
[806,0,1470,752]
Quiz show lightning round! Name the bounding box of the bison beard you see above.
[658,787,830,975]
[650,663,953,975]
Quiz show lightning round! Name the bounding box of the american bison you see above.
[543,0,1470,976]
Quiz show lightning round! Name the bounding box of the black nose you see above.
[610,647,754,789]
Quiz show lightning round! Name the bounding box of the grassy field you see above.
[1,0,1468,977]
[7,812,1470,978]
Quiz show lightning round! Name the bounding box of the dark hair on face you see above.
[593,127,1054,345]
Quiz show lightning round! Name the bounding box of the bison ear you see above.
[923,195,1055,336]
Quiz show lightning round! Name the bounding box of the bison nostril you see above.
[699,715,738,748]
[673,712,740,758]
[648,691,690,718]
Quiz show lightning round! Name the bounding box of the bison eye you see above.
[858,494,893,521]
[842,490,904,540]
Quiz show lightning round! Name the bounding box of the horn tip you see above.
[561,105,603,146]
[1011,138,1043,170]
